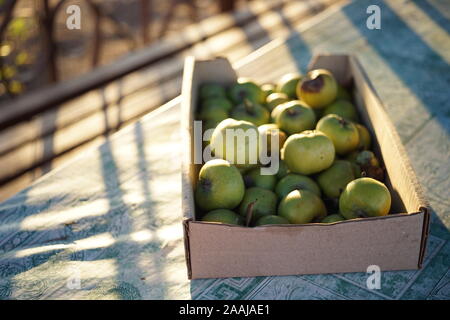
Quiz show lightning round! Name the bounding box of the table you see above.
[0,0,449,300]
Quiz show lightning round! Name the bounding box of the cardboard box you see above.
[181,54,430,280]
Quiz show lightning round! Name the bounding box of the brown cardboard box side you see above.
[181,55,430,280]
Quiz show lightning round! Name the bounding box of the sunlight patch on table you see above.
[73,233,116,251]
[11,243,68,258]
[156,223,183,244]
[20,198,109,231]
[129,229,154,242]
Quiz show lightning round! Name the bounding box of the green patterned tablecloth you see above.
[0,0,449,299]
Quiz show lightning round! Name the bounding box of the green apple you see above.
[261,83,276,97]
[339,177,391,219]
[297,69,337,108]
[258,124,287,156]
[322,99,359,122]
[255,215,290,226]
[198,104,229,123]
[321,214,345,223]
[195,159,245,211]
[210,118,260,171]
[275,173,321,198]
[228,78,266,104]
[202,209,244,225]
[275,100,316,135]
[244,167,277,191]
[355,124,371,150]
[345,150,359,162]
[276,159,289,179]
[316,114,360,155]
[356,150,380,167]
[277,73,302,99]
[356,150,384,181]
[350,162,362,179]
[200,83,226,100]
[317,160,355,199]
[270,103,284,122]
[201,97,233,112]
[278,189,327,224]
[266,92,289,111]
[231,99,270,126]
[282,130,335,175]
[336,84,352,101]
[344,151,362,178]
[238,187,278,224]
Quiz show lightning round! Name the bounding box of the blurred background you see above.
[0,0,249,100]
[0,0,339,200]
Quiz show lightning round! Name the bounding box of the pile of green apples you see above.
[195,69,392,226]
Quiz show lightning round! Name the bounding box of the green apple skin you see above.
[195,159,245,211]
[201,97,233,112]
[355,150,384,181]
[261,83,276,98]
[316,114,360,156]
[345,150,359,163]
[202,209,244,225]
[351,162,362,179]
[277,73,302,99]
[266,92,289,111]
[276,159,289,179]
[345,151,362,178]
[231,100,270,126]
[198,104,229,123]
[270,104,284,122]
[255,215,290,226]
[336,84,352,101]
[339,177,391,219]
[244,167,277,191]
[210,118,260,171]
[238,187,278,223]
[282,130,335,175]
[297,69,338,108]
[356,150,380,167]
[275,100,316,135]
[258,124,287,156]
[275,173,321,198]
[200,83,226,100]
[355,124,371,150]
[322,99,359,122]
[228,78,266,104]
[317,160,355,199]
[321,214,345,223]
[278,189,327,224]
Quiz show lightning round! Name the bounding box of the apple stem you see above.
[244,98,254,113]
[245,201,256,227]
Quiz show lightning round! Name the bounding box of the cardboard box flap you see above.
[307,54,353,87]
[349,56,429,214]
